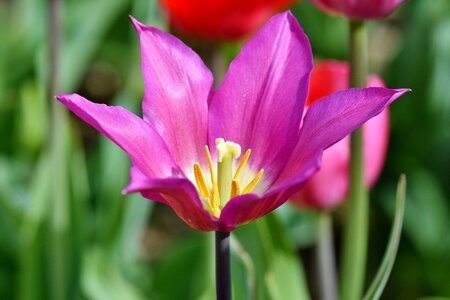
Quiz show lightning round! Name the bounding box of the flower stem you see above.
[340,20,369,300]
[216,231,232,300]
[316,212,338,300]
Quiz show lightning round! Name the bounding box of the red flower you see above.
[290,60,389,210]
[159,0,295,41]
[309,0,407,20]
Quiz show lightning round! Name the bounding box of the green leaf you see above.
[151,234,211,299]
[82,247,145,300]
[363,175,406,300]
[17,153,52,300]
[17,80,48,154]
[60,0,129,91]
[234,213,311,300]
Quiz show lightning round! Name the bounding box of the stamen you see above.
[230,180,241,198]
[193,163,210,198]
[205,145,221,210]
[193,140,264,218]
[234,149,251,180]
[205,145,216,183]
[210,206,221,218]
[242,169,265,194]
[209,184,221,210]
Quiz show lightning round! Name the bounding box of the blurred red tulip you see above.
[290,60,389,210]
[309,0,407,20]
[159,0,295,41]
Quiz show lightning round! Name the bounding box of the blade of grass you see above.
[362,174,406,300]
[17,153,52,300]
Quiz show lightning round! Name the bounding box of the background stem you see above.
[216,231,232,300]
[340,20,369,300]
[316,212,338,300]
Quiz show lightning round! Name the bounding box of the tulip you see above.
[159,0,295,40]
[57,12,408,232]
[290,60,389,209]
[309,0,407,20]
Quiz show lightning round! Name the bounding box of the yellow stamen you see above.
[205,145,221,209]
[233,149,251,180]
[210,206,221,218]
[242,169,265,194]
[230,180,241,198]
[205,145,216,183]
[210,183,221,210]
[193,163,210,198]
[192,141,264,219]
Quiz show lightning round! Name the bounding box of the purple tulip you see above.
[57,12,408,231]
[309,0,407,20]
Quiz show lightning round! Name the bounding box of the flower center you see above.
[193,138,264,218]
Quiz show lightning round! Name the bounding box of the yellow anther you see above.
[230,180,241,198]
[193,163,210,198]
[242,169,265,195]
[205,145,216,184]
[205,145,221,210]
[193,141,264,218]
[211,206,221,218]
[210,183,221,209]
[234,149,251,180]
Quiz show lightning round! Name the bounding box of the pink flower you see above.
[56,12,408,231]
[309,0,407,20]
[290,60,389,210]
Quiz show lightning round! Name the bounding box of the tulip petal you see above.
[291,138,349,209]
[273,87,410,190]
[131,17,213,174]
[209,11,313,183]
[56,94,181,179]
[291,61,391,209]
[220,156,320,227]
[123,166,169,205]
[123,171,221,231]
[225,87,408,225]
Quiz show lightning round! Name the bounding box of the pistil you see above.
[216,138,241,208]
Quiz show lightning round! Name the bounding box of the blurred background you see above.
[0,0,449,299]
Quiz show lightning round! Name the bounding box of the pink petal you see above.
[208,11,313,183]
[291,61,391,209]
[56,94,180,179]
[123,166,169,205]
[131,17,213,174]
[123,170,222,231]
[220,157,320,228]
[291,137,349,209]
[273,87,409,191]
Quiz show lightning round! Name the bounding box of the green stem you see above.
[340,20,369,300]
[316,212,338,300]
[49,0,71,299]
